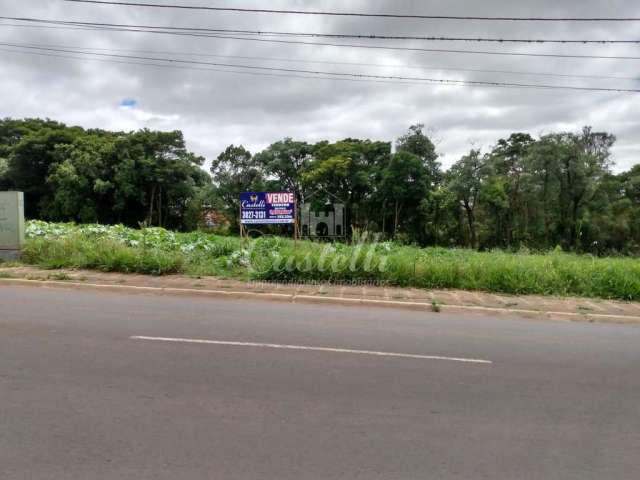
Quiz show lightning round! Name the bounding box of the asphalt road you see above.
[1,286,639,479]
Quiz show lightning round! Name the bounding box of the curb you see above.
[2,277,640,325]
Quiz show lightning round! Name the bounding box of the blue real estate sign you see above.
[240,192,296,224]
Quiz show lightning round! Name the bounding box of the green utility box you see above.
[0,191,25,260]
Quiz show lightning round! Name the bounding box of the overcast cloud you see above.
[1,0,639,171]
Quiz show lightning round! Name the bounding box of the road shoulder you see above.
[2,265,640,324]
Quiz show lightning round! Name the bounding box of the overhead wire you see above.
[3,16,640,44]
[5,39,637,82]
[2,18,640,61]
[1,42,638,93]
[62,1,640,22]
[0,46,441,86]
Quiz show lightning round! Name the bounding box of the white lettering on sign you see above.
[266,192,294,204]
[241,200,266,209]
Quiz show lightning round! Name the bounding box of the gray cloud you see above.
[1,0,639,171]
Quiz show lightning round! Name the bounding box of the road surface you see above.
[1,285,639,479]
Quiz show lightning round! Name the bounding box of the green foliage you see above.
[0,157,8,187]
[447,149,485,248]
[22,236,184,275]
[304,139,391,204]
[0,119,208,229]
[396,123,441,185]
[2,117,639,254]
[251,241,640,301]
[209,144,263,230]
[25,220,242,255]
[22,221,640,301]
[380,150,431,238]
[253,138,313,200]
[23,220,244,276]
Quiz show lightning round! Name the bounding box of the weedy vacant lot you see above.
[16,221,640,301]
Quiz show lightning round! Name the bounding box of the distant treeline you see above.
[0,118,209,230]
[1,118,639,254]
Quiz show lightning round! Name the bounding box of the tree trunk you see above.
[394,200,402,237]
[465,203,477,249]
[571,197,580,248]
[157,186,162,228]
[543,166,550,247]
[147,184,157,226]
[381,199,387,237]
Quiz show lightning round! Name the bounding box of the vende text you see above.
[266,193,294,204]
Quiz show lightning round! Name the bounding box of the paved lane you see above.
[1,286,639,479]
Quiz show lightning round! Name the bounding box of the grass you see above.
[19,221,640,301]
[248,239,640,300]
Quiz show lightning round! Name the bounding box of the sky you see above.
[1,0,639,172]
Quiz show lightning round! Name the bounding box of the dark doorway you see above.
[316,222,329,237]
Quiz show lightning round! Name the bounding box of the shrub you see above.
[21,221,640,300]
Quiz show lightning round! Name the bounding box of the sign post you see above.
[294,196,299,243]
[0,191,25,261]
[238,200,243,240]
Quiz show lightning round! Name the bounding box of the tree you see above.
[5,120,81,217]
[448,150,486,248]
[210,145,264,230]
[623,165,640,251]
[546,128,614,248]
[111,129,207,228]
[46,139,104,222]
[303,139,391,233]
[253,138,313,202]
[380,151,430,237]
[396,124,441,185]
[1,118,207,229]
[395,125,443,242]
[0,157,8,189]
[182,183,218,232]
[525,136,563,248]
[485,133,534,247]
[1,116,637,252]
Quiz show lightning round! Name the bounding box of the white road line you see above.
[130,336,493,365]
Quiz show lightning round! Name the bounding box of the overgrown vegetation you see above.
[2,118,639,253]
[23,221,241,276]
[0,118,209,229]
[20,221,640,301]
[3,118,640,300]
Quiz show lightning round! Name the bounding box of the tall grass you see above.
[19,221,640,300]
[22,236,185,275]
[249,240,640,300]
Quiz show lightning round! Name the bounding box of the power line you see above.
[3,18,640,61]
[2,42,638,93]
[7,40,639,82]
[0,47,436,86]
[62,0,640,22]
[4,16,640,44]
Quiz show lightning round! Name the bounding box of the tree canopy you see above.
[1,117,638,254]
[1,118,208,229]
